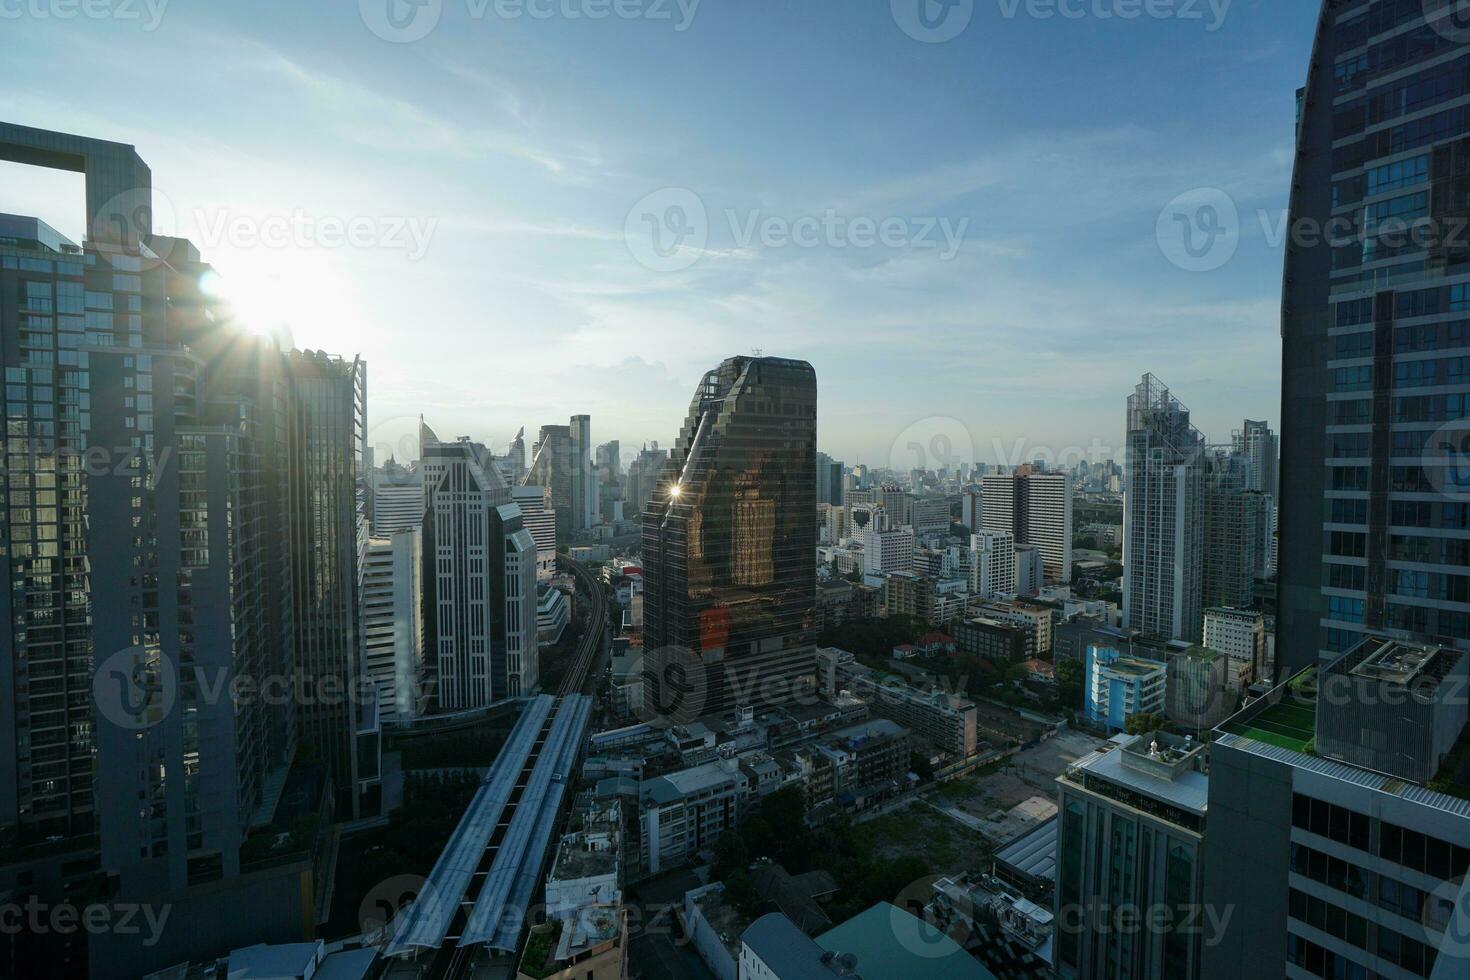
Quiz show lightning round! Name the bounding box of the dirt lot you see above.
[852,799,993,873]
[971,701,1048,746]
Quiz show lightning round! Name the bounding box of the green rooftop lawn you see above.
[1225,699,1316,754]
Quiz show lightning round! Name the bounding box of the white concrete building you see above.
[862,524,914,577]
[969,530,1016,599]
[1202,606,1266,686]
[512,484,558,580]
[373,459,424,534]
[360,529,424,726]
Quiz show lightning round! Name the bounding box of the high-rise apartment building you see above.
[1233,418,1278,495]
[511,484,558,580]
[372,456,424,533]
[863,524,915,577]
[1123,374,1205,642]
[1278,0,1470,672]
[642,356,817,716]
[980,467,1073,583]
[571,413,597,529]
[421,424,539,705]
[596,438,623,523]
[969,530,1017,599]
[361,530,424,727]
[1200,451,1271,610]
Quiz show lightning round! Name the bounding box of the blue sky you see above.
[1,0,1315,468]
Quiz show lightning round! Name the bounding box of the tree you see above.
[1125,712,1166,735]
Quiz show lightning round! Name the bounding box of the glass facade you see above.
[642,356,817,716]
[1282,0,1470,668]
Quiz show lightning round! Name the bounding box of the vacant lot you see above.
[852,799,991,873]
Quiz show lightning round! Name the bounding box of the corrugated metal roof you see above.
[460,695,592,950]
[1216,733,1470,819]
[384,695,555,957]
[994,815,1058,882]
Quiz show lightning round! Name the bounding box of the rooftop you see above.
[994,815,1058,883]
[816,903,998,980]
[1067,734,1209,815]
[1220,669,1318,754]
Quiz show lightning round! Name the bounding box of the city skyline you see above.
[0,2,1315,464]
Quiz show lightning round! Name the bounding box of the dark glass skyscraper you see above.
[642,356,817,717]
[1279,0,1470,674]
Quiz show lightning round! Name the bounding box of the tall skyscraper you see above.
[626,441,669,519]
[980,466,1073,583]
[969,530,1017,599]
[596,438,623,523]
[1200,450,1271,611]
[571,413,597,529]
[0,125,370,975]
[507,426,527,484]
[1233,418,1278,495]
[815,451,844,507]
[1278,0,1470,674]
[420,423,539,706]
[1123,374,1205,642]
[642,356,817,716]
[285,350,373,818]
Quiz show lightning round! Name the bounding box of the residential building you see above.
[372,457,424,533]
[571,414,597,529]
[1015,544,1044,597]
[970,530,1017,599]
[1202,607,1266,687]
[1083,645,1166,732]
[863,523,914,577]
[975,598,1054,658]
[642,356,818,716]
[957,616,1029,664]
[1200,452,1270,611]
[1055,731,1209,980]
[1201,636,1470,980]
[818,648,978,758]
[512,484,557,579]
[1123,374,1204,642]
[1233,418,1277,495]
[636,758,744,876]
[981,467,1073,583]
[802,718,911,815]
[360,530,424,726]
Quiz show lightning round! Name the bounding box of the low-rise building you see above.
[1083,645,1166,732]
[957,616,1030,664]
[818,648,978,759]
[1201,606,1265,687]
